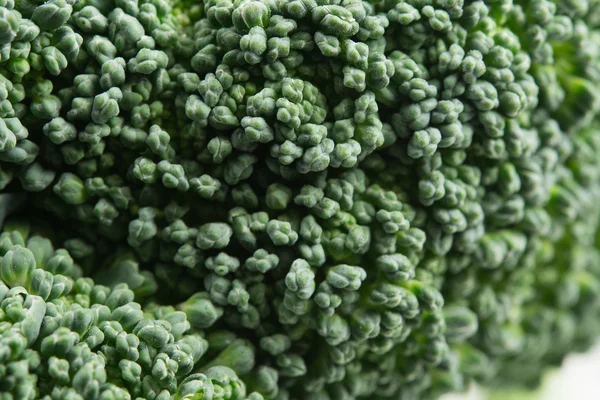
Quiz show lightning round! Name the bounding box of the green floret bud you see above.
[0,8,21,46]
[157,160,190,191]
[190,174,222,199]
[100,57,126,89]
[53,26,83,61]
[53,173,87,205]
[73,6,109,33]
[266,183,292,210]
[32,0,72,31]
[203,339,256,376]
[271,140,303,165]
[224,154,257,184]
[242,116,274,143]
[206,252,240,276]
[267,219,298,246]
[0,139,38,165]
[376,253,414,281]
[43,118,77,145]
[174,373,214,400]
[20,163,56,192]
[444,306,479,343]
[185,95,211,125]
[276,353,306,377]
[232,0,271,32]
[240,26,267,64]
[0,118,26,152]
[199,73,225,107]
[179,293,224,329]
[315,31,342,57]
[259,334,291,357]
[326,264,366,290]
[285,258,315,299]
[196,223,233,250]
[312,5,359,37]
[146,124,171,156]
[87,35,117,64]
[132,157,158,184]
[245,249,279,273]
[210,105,239,129]
[7,57,31,77]
[0,246,36,287]
[230,184,258,210]
[128,48,168,74]
[317,313,351,346]
[128,207,158,247]
[30,95,62,120]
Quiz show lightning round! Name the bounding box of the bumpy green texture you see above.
[2,0,600,398]
[0,221,267,400]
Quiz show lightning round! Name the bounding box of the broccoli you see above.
[0,220,266,399]
[1,0,600,398]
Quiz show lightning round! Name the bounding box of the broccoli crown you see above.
[1,0,600,398]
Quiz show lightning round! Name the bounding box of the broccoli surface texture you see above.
[1,0,600,398]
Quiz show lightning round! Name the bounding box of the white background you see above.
[441,342,600,400]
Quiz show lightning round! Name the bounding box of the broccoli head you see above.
[1,0,600,398]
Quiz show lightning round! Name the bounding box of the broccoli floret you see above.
[0,223,267,400]
[2,0,600,398]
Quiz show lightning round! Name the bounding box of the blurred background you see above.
[441,341,600,400]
